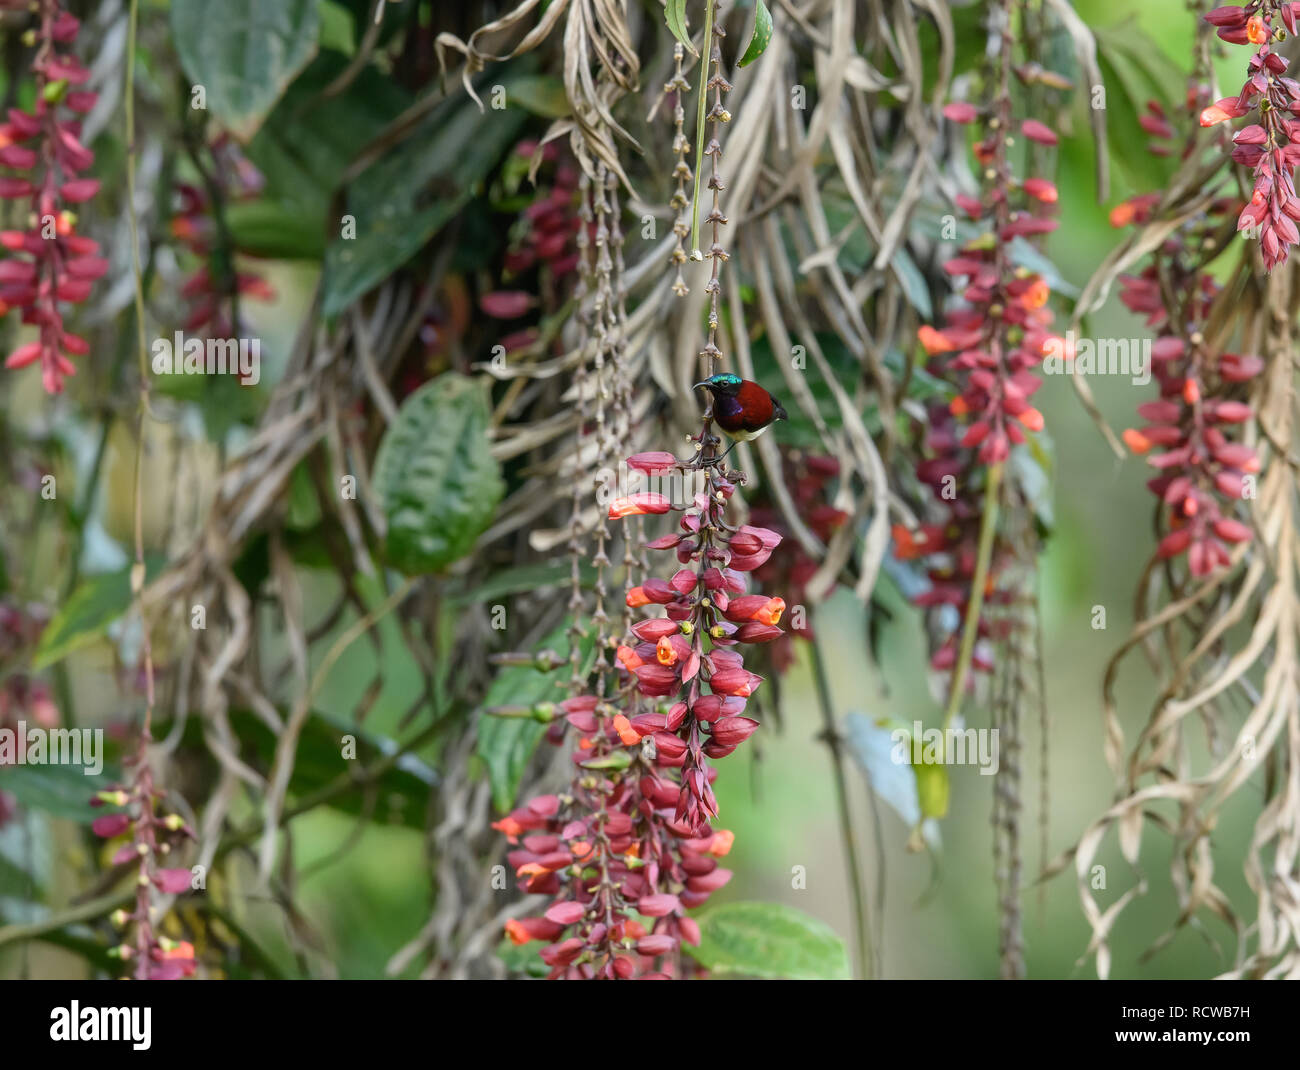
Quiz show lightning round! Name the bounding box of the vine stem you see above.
[125,0,162,982]
[809,633,873,979]
[688,0,716,258]
[125,0,155,728]
[941,461,1003,735]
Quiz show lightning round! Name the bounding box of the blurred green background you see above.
[2,0,1266,980]
[258,0,1260,980]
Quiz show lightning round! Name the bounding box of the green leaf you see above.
[320,76,528,316]
[478,625,591,813]
[737,0,772,68]
[373,374,504,575]
[664,0,697,56]
[684,901,850,979]
[0,764,117,820]
[318,0,356,56]
[32,558,164,670]
[914,760,949,820]
[170,0,321,142]
[226,199,328,260]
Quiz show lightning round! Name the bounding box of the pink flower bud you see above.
[626,451,679,474]
[711,716,760,747]
[479,290,533,318]
[544,900,585,925]
[91,813,130,838]
[153,868,193,895]
[637,893,680,917]
[1020,119,1059,146]
[637,934,677,955]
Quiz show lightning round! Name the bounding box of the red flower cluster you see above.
[1112,101,1260,576]
[894,402,1010,675]
[1201,3,1300,269]
[613,458,779,831]
[171,138,273,336]
[895,84,1058,677]
[91,738,198,980]
[494,774,734,978]
[479,140,582,353]
[492,451,782,978]
[0,0,102,394]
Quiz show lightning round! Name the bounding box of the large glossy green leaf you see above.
[373,374,503,576]
[320,79,528,316]
[31,558,164,670]
[170,0,321,142]
[477,625,591,813]
[684,901,851,979]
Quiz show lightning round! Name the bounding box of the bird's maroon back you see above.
[722,379,775,433]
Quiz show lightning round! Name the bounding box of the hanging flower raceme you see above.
[615,456,776,830]
[169,136,273,339]
[1200,3,1300,269]
[896,401,1012,677]
[896,67,1057,681]
[0,0,102,394]
[1113,94,1261,577]
[479,140,583,355]
[90,732,198,980]
[491,451,780,978]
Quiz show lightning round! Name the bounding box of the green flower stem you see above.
[941,461,1003,738]
[688,0,716,257]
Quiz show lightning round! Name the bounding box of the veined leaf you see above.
[684,901,850,979]
[373,374,504,576]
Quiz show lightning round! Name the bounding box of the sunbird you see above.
[693,373,788,461]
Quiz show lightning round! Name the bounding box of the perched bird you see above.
[693,373,788,460]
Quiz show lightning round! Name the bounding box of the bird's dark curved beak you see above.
[692,381,709,392]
